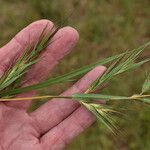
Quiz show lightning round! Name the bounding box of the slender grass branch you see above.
[0,94,149,102]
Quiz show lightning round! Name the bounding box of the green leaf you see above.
[142,73,150,94]
[115,59,150,75]
[73,93,129,101]
[0,51,128,97]
[86,42,150,93]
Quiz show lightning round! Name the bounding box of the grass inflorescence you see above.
[0,25,149,136]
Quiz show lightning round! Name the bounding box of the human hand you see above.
[0,20,106,150]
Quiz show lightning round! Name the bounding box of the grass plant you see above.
[0,25,149,136]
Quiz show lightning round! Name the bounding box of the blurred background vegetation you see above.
[0,0,150,149]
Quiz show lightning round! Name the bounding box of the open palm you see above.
[0,20,105,150]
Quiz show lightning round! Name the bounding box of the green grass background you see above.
[0,0,150,149]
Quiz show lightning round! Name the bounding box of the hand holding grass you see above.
[0,18,149,149]
[0,20,106,150]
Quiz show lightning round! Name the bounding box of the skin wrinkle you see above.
[7,129,23,150]
[42,107,94,150]
[0,144,4,150]
[0,104,6,128]
[28,20,53,43]
[43,125,66,150]
[0,41,22,76]
[45,27,79,60]
[0,37,26,76]
[14,27,29,47]
[27,115,42,138]
[45,34,63,50]
[44,117,81,150]
[0,64,8,77]
[14,20,50,46]
[0,24,27,78]
[8,137,40,150]
[31,116,46,137]
[23,54,58,85]
[53,126,65,146]
[72,107,95,130]
[0,103,40,149]
[30,107,57,135]
[51,101,79,129]
[58,123,75,146]
[57,131,68,149]
[59,112,86,146]
[72,111,87,131]
[31,100,79,136]
[0,50,18,77]
[11,129,39,149]
[56,100,80,121]
[13,20,52,52]
[7,132,40,150]
[32,89,80,135]
[3,118,38,149]
[13,36,26,49]
[74,83,85,93]
[0,106,2,121]
[26,20,54,55]
[49,102,71,126]
[0,58,16,77]
[2,123,24,149]
[40,103,80,146]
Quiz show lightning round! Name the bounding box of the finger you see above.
[0,19,53,77]
[40,106,94,150]
[31,66,106,134]
[5,26,79,109]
